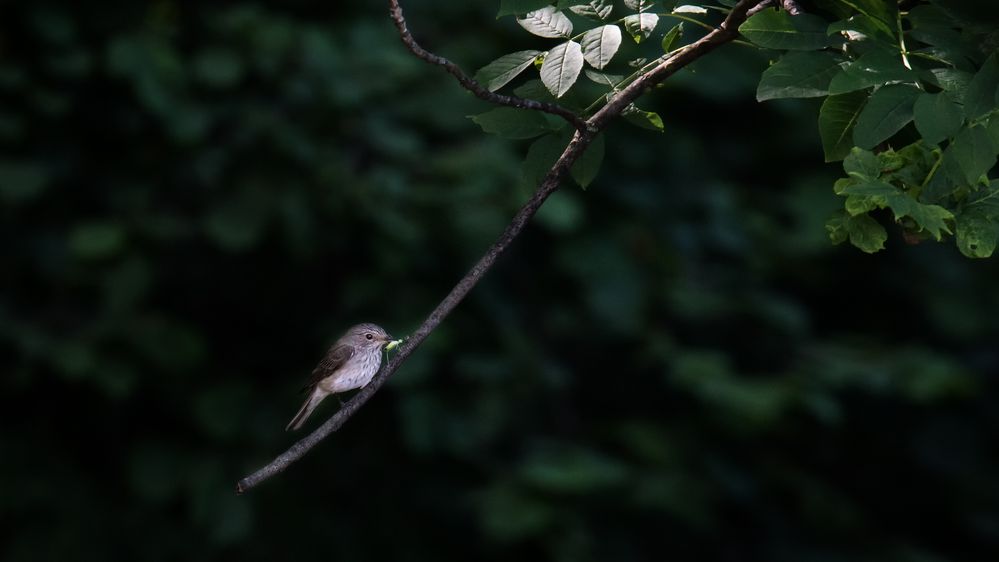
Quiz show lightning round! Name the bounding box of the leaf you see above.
[661,23,683,53]
[565,0,612,20]
[884,193,954,240]
[827,49,915,95]
[913,92,963,145]
[955,211,998,258]
[498,0,554,17]
[570,133,605,188]
[517,7,573,38]
[827,14,895,45]
[950,125,997,186]
[540,41,584,98]
[853,84,919,150]
[840,180,897,196]
[514,79,557,102]
[756,51,842,101]
[584,69,624,88]
[623,0,655,10]
[738,8,832,51]
[623,106,664,131]
[843,147,881,179]
[469,107,556,139]
[623,13,659,44]
[523,132,567,188]
[580,25,621,70]
[474,50,542,92]
[826,211,886,253]
[964,52,999,121]
[819,90,868,162]
[834,0,896,29]
[673,5,708,14]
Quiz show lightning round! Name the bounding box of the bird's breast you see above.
[326,349,383,393]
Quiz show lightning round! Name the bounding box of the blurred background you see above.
[3,1,999,560]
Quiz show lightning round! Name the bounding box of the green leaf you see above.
[913,92,964,145]
[584,69,624,88]
[827,211,887,253]
[828,49,915,95]
[661,23,683,53]
[950,125,997,186]
[853,84,919,150]
[840,180,897,196]
[570,133,605,188]
[926,68,973,97]
[540,40,584,98]
[517,7,573,38]
[756,51,842,101]
[523,132,567,188]
[955,211,998,258]
[469,107,556,139]
[580,25,622,70]
[738,8,832,50]
[843,147,881,179]
[514,79,557,102]
[623,13,659,43]
[834,0,896,30]
[827,14,896,45]
[819,90,868,162]
[884,194,954,240]
[474,50,542,92]
[964,52,999,121]
[498,0,553,17]
[622,106,664,131]
[565,0,612,19]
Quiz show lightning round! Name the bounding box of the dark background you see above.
[3,1,999,561]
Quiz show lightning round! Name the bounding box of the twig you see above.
[747,0,801,16]
[388,0,588,132]
[589,0,763,130]
[236,0,767,494]
[781,0,803,16]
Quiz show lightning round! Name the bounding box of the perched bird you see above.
[286,323,394,431]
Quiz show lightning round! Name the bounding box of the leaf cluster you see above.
[742,0,999,256]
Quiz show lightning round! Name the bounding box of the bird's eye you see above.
[365,333,374,340]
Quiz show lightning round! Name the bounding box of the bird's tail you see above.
[286,391,325,431]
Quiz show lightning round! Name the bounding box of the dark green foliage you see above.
[743,0,999,255]
[4,1,999,562]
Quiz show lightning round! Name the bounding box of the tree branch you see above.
[236,0,765,494]
[387,0,588,132]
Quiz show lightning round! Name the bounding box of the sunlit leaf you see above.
[540,40,584,97]
[623,13,659,43]
[580,25,621,70]
[474,50,542,92]
[517,7,573,38]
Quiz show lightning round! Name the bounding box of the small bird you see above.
[286,323,394,431]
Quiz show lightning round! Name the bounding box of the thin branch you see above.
[387,0,588,132]
[590,0,763,131]
[781,0,803,16]
[236,0,766,494]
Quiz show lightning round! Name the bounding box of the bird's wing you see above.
[301,343,355,392]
